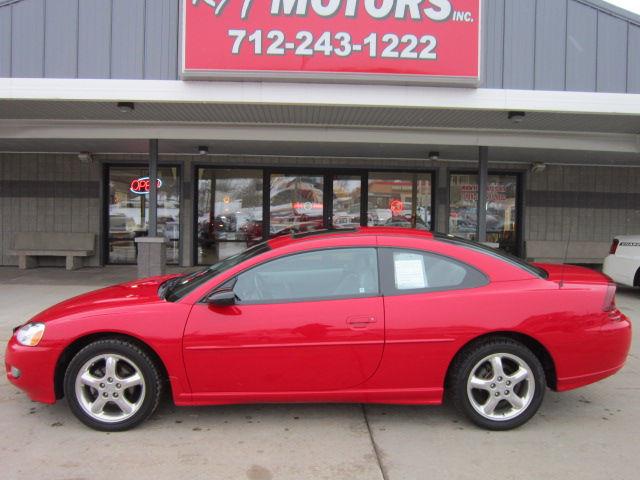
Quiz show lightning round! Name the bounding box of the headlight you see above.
[16,323,45,346]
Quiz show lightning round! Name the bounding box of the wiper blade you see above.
[159,276,183,300]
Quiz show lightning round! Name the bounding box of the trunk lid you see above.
[532,263,612,285]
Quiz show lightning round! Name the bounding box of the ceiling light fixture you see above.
[198,145,209,155]
[508,111,526,124]
[428,151,440,161]
[117,101,135,113]
[78,152,92,163]
[530,162,547,173]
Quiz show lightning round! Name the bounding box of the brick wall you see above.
[525,165,640,243]
[0,153,102,266]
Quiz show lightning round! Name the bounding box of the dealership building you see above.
[0,0,639,272]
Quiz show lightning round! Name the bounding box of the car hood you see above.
[29,274,180,323]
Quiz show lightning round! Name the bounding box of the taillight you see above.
[609,239,619,254]
[603,283,616,312]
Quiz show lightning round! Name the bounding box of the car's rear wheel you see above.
[63,338,162,431]
[449,338,546,430]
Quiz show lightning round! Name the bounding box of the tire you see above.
[449,337,546,430]
[63,338,162,431]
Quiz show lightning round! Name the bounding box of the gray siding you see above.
[0,7,10,77]
[44,0,78,78]
[0,0,638,92]
[481,0,505,88]
[629,25,640,93]
[534,0,567,90]
[502,0,536,89]
[111,0,146,79]
[566,1,598,92]
[78,0,112,78]
[1,0,179,80]
[10,0,45,77]
[596,11,628,92]
[482,0,640,93]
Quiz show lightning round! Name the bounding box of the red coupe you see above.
[5,228,632,431]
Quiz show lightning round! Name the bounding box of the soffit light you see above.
[428,151,440,161]
[508,111,526,124]
[78,152,92,163]
[117,102,135,113]
[198,145,209,155]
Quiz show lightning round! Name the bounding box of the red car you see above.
[5,228,632,431]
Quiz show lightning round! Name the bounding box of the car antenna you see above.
[560,219,575,288]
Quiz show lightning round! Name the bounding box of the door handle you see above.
[347,315,377,328]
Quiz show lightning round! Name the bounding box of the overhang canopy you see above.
[0,78,639,165]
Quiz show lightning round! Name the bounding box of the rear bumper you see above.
[603,255,636,287]
[555,312,632,391]
[4,336,57,404]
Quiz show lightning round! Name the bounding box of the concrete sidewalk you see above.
[1,267,638,480]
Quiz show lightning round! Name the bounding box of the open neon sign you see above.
[130,177,163,195]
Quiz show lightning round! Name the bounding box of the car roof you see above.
[267,227,433,249]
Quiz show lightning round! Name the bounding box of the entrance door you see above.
[183,246,384,394]
[332,175,363,228]
[106,166,181,264]
[197,169,263,265]
[269,173,325,237]
[367,172,433,230]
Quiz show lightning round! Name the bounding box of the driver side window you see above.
[233,248,379,304]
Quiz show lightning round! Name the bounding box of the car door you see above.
[376,244,490,390]
[183,246,384,394]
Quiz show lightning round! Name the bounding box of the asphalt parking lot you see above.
[1,267,638,480]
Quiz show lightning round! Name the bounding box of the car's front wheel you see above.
[63,338,162,431]
[450,338,546,430]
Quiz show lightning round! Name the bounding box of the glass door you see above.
[107,166,181,264]
[197,169,263,264]
[269,173,325,237]
[367,172,432,230]
[332,175,362,229]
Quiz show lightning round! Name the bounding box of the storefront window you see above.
[332,176,362,228]
[449,174,478,240]
[367,172,432,230]
[487,175,518,254]
[270,174,325,237]
[107,166,180,264]
[197,169,263,265]
[449,173,519,254]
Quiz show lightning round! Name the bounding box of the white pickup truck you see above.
[603,235,640,287]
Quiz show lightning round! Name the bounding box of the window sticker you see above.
[394,253,428,290]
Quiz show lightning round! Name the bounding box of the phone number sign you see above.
[182,0,481,84]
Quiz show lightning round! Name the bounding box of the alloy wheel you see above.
[466,353,535,421]
[74,353,146,423]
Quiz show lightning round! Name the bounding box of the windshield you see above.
[434,233,548,279]
[163,242,271,302]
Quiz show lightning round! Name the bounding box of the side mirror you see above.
[207,289,236,307]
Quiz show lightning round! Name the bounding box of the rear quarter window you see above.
[380,248,488,295]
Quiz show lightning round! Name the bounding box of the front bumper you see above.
[5,335,58,404]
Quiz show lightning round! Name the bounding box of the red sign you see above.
[389,199,404,214]
[130,177,163,195]
[182,0,481,84]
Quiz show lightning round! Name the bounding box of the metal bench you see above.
[525,240,610,264]
[10,232,95,270]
